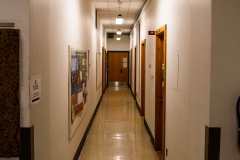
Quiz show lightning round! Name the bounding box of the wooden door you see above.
[141,40,146,116]
[155,25,167,160]
[102,47,106,93]
[108,51,128,86]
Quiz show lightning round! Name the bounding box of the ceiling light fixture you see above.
[116,0,123,24]
[116,36,121,40]
[116,14,123,24]
[116,29,122,35]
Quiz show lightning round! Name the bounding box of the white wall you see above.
[107,34,130,51]
[211,0,240,159]
[130,32,135,92]
[131,23,141,105]
[30,0,103,159]
[130,0,211,159]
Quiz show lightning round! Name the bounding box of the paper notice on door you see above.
[123,58,127,63]
[123,62,127,68]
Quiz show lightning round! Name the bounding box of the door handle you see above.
[120,68,122,73]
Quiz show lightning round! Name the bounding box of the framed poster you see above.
[68,45,88,140]
[96,52,102,90]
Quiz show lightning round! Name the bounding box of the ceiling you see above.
[92,0,146,34]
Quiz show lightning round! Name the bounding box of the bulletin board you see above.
[0,29,20,157]
[68,45,88,140]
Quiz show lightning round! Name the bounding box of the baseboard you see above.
[73,95,103,160]
[135,100,141,115]
[144,118,154,147]
[205,126,221,160]
[130,87,134,98]
[20,126,34,160]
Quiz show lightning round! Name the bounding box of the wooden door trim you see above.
[155,24,167,159]
[134,46,137,100]
[130,48,132,89]
[102,47,106,94]
[141,39,146,116]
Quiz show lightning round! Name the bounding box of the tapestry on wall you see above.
[0,29,20,157]
[68,45,88,140]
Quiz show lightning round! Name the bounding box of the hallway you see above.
[78,87,160,160]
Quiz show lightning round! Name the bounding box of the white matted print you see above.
[68,45,89,140]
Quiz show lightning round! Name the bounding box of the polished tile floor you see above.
[78,87,159,160]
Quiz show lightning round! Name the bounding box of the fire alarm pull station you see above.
[237,97,240,145]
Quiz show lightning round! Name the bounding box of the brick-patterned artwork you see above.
[0,29,20,157]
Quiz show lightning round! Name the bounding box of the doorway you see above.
[108,51,129,86]
[155,24,167,159]
[141,39,146,116]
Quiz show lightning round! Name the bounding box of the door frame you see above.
[141,39,146,116]
[134,46,137,100]
[130,48,132,89]
[102,47,106,94]
[155,24,167,159]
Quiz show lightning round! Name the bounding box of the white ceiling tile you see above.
[124,15,137,18]
[97,8,109,11]
[101,21,112,24]
[123,19,135,24]
[95,5,110,9]
[130,0,144,1]
[130,1,144,5]
[93,2,108,5]
[119,2,130,7]
[129,5,143,9]
[110,11,128,15]
[94,0,144,32]
[99,15,111,18]
[92,0,107,1]
[109,7,128,11]
[98,11,110,14]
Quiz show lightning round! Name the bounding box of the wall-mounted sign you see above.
[148,31,155,35]
[30,75,41,105]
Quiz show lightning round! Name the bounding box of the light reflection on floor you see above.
[78,87,159,160]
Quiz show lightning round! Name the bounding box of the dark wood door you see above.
[155,25,167,160]
[141,40,146,116]
[108,51,128,86]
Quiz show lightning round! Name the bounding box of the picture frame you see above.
[96,52,102,90]
[68,45,88,140]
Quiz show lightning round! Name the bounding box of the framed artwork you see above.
[96,52,102,90]
[68,45,88,140]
